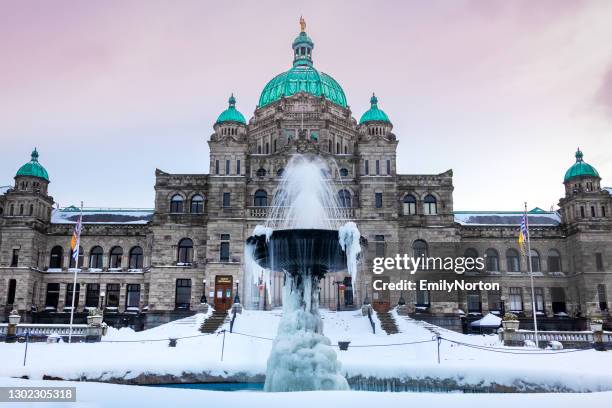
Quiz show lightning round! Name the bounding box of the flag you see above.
[518,212,528,255]
[70,212,83,261]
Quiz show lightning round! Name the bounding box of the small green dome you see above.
[258,23,347,108]
[359,93,391,125]
[564,149,599,182]
[16,148,49,181]
[215,94,246,125]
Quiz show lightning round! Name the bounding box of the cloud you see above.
[596,63,612,118]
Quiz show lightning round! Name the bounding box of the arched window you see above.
[529,249,541,272]
[506,249,520,272]
[547,249,561,272]
[69,246,84,269]
[254,190,268,207]
[339,168,349,177]
[170,194,184,213]
[89,246,103,269]
[413,240,428,258]
[177,238,193,264]
[190,195,204,213]
[49,246,63,269]
[464,248,479,259]
[29,204,34,216]
[485,248,499,272]
[276,168,285,177]
[338,189,351,208]
[403,194,417,215]
[129,246,144,269]
[336,142,340,154]
[423,194,437,215]
[256,168,267,177]
[109,246,123,269]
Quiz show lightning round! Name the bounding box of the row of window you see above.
[364,159,392,176]
[48,246,144,270]
[402,194,438,215]
[170,194,204,213]
[464,248,561,273]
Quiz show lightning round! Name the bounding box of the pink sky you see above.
[1,0,612,210]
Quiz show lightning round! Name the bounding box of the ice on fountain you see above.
[264,274,349,392]
[253,225,273,242]
[339,221,361,292]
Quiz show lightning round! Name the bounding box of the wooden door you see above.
[214,275,233,312]
[372,276,390,312]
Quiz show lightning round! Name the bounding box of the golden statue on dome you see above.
[300,16,306,32]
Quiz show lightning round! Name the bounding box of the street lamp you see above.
[200,279,207,304]
[234,279,240,304]
[363,280,370,305]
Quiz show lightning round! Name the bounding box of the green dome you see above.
[215,94,246,125]
[564,149,599,182]
[16,148,49,181]
[359,94,391,124]
[258,24,347,108]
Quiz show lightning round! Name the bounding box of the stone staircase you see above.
[376,311,400,335]
[199,310,228,334]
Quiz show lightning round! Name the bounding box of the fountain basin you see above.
[247,229,347,277]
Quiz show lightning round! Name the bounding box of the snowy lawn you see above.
[1,309,612,392]
[2,378,612,408]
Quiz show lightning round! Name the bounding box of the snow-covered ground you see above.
[1,309,612,393]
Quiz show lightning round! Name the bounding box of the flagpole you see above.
[524,202,539,348]
[68,201,83,343]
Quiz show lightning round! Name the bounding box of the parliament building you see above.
[1,23,610,331]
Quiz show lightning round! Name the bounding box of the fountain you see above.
[245,155,361,392]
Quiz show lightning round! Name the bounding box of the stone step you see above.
[376,311,400,335]
[200,311,229,334]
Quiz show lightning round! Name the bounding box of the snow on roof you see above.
[470,313,502,327]
[52,207,153,225]
[454,209,561,227]
[604,187,612,195]
[0,185,11,195]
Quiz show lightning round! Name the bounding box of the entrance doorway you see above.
[372,276,390,312]
[214,275,233,312]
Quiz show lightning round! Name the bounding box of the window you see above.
[129,246,144,269]
[175,279,192,310]
[170,194,184,213]
[403,195,416,215]
[85,284,100,308]
[339,168,349,177]
[364,160,369,175]
[256,168,267,177]
[529,249,541,272]
[49,246,63,269]
[467,291,481,313]
[506,249,520,272]
[485,248,499,272]
[534,287,545,313]
[45,283,60,309]
[177,238,194,264]
[225,159,230,175]
[336,142,340,154]
[416,289,430,307]
[413,240,428,258]
[10,249,19,267]
[508,287,523,312]
[65,283,80,310]
[598,284,608,311]
[223,192,231,208]
[344,145,348,154]
[191,195,204,213]
[547,249,561,272]
[464,248,479,272]
[69,246,84,269]
[423,194,437,215]
[106,284,120,308]
[109,246,123,269]
[375,235,385,257]
[274,139,277,152]
[254,189,268,207]
[266,142,270,154]
[602,206,606,217]
[386,160,391,175]
[488,290,502,313]
[126,284,140,309]
[580,206,585,218]
[328,140,332,152]
[257,145,262,154]
[7,279,16,305]
[89,246,103,269]
[375,160,380,175]
[596,252,604,271]
[551,287,566,314]
[277,168,284,177]
[29,204,33,216]
[375,192,383,208]
[338,189,351,208]
[220,242,230,262]
[237,160,241,175]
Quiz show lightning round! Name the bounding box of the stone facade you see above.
[1,26,611,331]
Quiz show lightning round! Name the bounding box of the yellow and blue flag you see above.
[518,212,528,255]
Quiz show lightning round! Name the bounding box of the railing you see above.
[0,323,89,337]
[247,206,356,220]
[521,330,612,343]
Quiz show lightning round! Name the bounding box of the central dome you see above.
[258,22,347,108]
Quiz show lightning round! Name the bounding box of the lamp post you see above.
[201,279,207,304]
[234,279,240,304]
[100,291,106,311]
